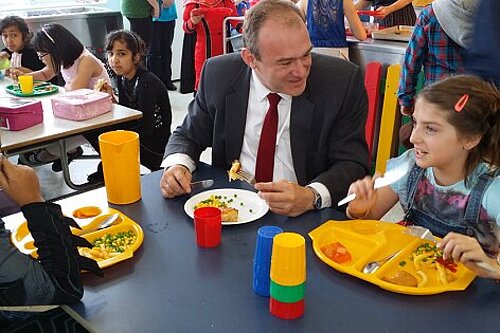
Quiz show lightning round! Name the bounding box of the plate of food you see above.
[184,188,269,225]
[309,220,476,295]
[5,81,59,97]
[10,208,144,269]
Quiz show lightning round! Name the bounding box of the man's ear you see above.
[240,48,255,69]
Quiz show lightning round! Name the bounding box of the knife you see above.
[337,160,410,206]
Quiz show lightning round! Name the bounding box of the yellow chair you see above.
[375,64,401,174]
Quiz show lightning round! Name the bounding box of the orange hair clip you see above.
[454,94,469,112]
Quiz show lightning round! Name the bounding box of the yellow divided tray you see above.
[309,220,476,295]
[11,208,144,269]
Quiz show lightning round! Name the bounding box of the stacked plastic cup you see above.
[269,232,306,320]
[253,226,284,296]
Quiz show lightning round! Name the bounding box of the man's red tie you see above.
[255,93,281,182]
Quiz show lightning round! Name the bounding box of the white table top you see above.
[0,78,142,152]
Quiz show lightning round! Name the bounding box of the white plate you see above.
[184,189,269,225]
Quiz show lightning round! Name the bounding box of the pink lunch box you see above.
[0,98,43,131]
[51,89,112,121]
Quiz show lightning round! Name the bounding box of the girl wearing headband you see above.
[346,75,500,280]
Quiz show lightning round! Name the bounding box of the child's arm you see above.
[146,0,160,18]
[397,9,428,113]
[70,56,101,91]
[9,66,55,82]
[438,232,500,280]
[376,0,413,18]
[346,175,399,219]
[183,4,201,34]
[344,0,368,41]
[354,0,371,11]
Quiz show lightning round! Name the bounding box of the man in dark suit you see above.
[160,0,369,217]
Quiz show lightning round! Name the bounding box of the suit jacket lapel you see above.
[225,67,251,164]
[290,94,315,185]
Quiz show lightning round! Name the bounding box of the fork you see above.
[233,169,256,185]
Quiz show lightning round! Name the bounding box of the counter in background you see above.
[348,37,408,75]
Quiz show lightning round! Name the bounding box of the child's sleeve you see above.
[482,176,500,227]
[398,9,429,108]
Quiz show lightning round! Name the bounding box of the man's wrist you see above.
[306,186,322,210]
[346,206,370,219]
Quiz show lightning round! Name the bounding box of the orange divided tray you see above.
[309,220,476,295]
[11,208,144,269]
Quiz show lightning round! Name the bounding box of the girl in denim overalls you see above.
[346,75,500,280]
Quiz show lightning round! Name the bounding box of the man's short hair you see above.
[242,0,306,60]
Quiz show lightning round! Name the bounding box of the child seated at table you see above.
[87,30,171,182]
[13,23,112,172]
[345,75,500,280]
[0,157,102,308]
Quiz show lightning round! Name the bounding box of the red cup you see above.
[194,207,222,248]
[269,297,304,320]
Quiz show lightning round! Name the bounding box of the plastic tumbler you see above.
[98,130,141,205]
[253,225,283,296]
[194,207,222,248]
[18,75,34,94]
[270,233,306,286]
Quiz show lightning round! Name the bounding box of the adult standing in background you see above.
[121,0,160,49]
[465,0,500,88]
[160,0,369,216]
[297,0,367,60]
[354,0,416,27]
[147,0,178,91]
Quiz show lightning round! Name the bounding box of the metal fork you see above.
[234,169,256,185]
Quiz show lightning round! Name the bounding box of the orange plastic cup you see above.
[18,75,34,94]
[99,130,141,204]
[270,232,306,286]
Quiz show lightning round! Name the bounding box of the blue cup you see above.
[253,225,283,296]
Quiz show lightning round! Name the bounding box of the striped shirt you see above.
[398,5,465,108]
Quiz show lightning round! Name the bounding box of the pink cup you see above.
[194,207,222,248]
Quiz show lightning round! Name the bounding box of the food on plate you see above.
[321,241,352,264]
[228,160,241,181]
[79,230,137,261]
[381,269,418,287]
[194,195,239,222]
[398,243,458,286]
[94,78,109,92]
[73,206,102,219]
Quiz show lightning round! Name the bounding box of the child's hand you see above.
[346,174,379,218]
[0,51,9,60]
[438,232,500,279]
[8,68,24,82]
[374,6,392,18]
[162,0,174,8]
[191,9,204,24]
[0,158,44,207]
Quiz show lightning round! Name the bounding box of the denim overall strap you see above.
[404,165,468,237]
[403,165,424,219]
[462,170,500,257]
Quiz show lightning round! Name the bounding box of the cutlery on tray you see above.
[81,213,120,235]
[190,179,214,191]
[337,160,411,207]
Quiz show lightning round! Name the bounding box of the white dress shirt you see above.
[161,71,331,208]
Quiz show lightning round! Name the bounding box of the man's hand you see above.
[160,165,193,198]
[0,157,44,206]
[255,180,315,217]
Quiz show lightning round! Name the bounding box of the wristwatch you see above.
[307,186,322,210]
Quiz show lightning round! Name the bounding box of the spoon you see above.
[363,249,402,274]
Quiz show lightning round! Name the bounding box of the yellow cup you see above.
[99,130,141,205]
[270,232,306,286]
[18,75,34,94]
